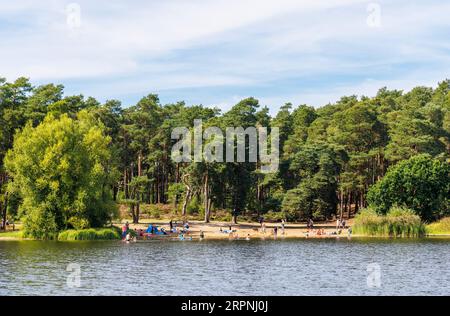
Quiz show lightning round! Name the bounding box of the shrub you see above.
[211,210,232,222]
[367,154,450,221]
[263,211,288,222]
[353,206,426,237]
[22,206,59,240]
[426,217,450,235]
[142,204,163,219]
[386,206,426,237]
[57,228,121,241]
[187,196,203,215]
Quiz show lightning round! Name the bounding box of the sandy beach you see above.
[124,219,354,240]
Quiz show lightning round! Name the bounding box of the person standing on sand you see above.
[169,220,173,230]
[259,217,264,228]
[122,223,128,239]
[273,226,278,237]
[262,223,266,234]
[281,219,285,235]
[336,218,340,230]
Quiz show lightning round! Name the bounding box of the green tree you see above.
[5,112,116,238]
[282,144,341,220]
[367,154,450,221]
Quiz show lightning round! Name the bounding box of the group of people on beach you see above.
[303,217,352,238]
[121,222,136,242]
[258,217,286,237]
[219,225,252,240]
[0,218,13,230]
[122,220,193,242]
[336,219,347,230]
[121,216,352,242]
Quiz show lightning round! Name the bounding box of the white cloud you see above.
[258,72,450,115]
[0,0,364,80]
[0,0,449,109]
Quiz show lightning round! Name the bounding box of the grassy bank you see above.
[0,227,121,240]
[353,207,426,237]
[426,217,450,235]
[57,228,121,240]
[0,230,24,238]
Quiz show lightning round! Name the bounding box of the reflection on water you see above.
[1,238,449,295]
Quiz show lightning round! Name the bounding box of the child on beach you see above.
[122,223,128,239]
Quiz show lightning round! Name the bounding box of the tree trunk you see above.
[134,205,140,224]
[339,190,344,220]
[182,191,190,217]
[0,201,3,230]
[135,154,142,224]
[232,191,238,224]
[360,189,365,209]
[343,191,348,217]
[137,152,142,177]
[124,168,129,199]
[113,185,118,201]
[347,191,352,218]
[1,192,8,230]
[130,204,136,224]
[204,173,211,223]
[181,174,191,217]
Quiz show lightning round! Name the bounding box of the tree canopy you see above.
[367,154,449,222]
[4,112,116,238]
[0,76,449,230]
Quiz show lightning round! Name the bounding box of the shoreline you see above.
[1,234,450,241]
[2,219,449,241]
[131,220,352,240]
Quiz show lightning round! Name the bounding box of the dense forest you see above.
[1,77,449,235]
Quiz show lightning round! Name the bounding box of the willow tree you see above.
[5,111,117,238]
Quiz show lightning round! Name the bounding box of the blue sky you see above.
[0,0,449,114]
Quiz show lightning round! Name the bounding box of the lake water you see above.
[1,238,449,296]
